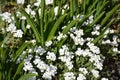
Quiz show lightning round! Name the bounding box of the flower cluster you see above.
[21,23,106,79]
[0,0,119,80]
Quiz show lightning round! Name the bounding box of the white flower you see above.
[42,64,57,80]
[23,61,33,71]
[57,32,67,41]
[94,61,103,70]
[31,39,36,43]
[46,51,56,61]
[59,45,69,55]
[65,61,73,70]
[33,57,41,65]
[45,0,53,5]
[36,61,48,72]
[45,41,52,47]
[34,0,41,6]
[47,64,57,76]
[101,78,109,80]
[74,29,84,36]
[91,69,99,78]
[64,72,75,80]
[25,5,32,14]
[31,11,36,16]
[0,12,12,23]
[26,24,31,29]
[13,29,23,38]
[94,24,100,30]
[77,74,86,80]
[6,23,16,33]
[75,48,83,56]
[42,71,52,80]
[91,30,100,35]
[34,46,46,55]
[17,0,24,4]
[21,16,26,20]
[54,6,59,16]
[113,48,118,52]
[87,42,100,54]
[79,68,88,75]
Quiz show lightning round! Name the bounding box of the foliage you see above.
[0,0,120,80]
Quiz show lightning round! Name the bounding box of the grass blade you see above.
[40,0,45,46]
[93,19,115,44]
[13,62,24,80]
[20,8,41,43]
[62,19,78,34]
[47,14,67,41]
[101,4,120,26]
[18,73,38,80]
[13,42,30,62]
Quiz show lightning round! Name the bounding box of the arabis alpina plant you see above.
[0,0,120,80]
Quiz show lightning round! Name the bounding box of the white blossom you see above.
[34,46,46,55]
[45,41,52,47]
[65,61,73,70]
[6,23,16,33]
[77,74,86,80]
[54,6,59,16]
[42,64,57,80]
[34,0,41,6]
[23,61,33,71]
[17,0,24,4]
[64,72,75,80]
[0,12,12,23]
[46,51,56,61]
[13,29,23,38]
[79,68,88,75]
[45,0,53,5]
[91,69,99,78]
[101,78,109,80]
[26,24,31,29]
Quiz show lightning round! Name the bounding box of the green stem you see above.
[41,0,45,46]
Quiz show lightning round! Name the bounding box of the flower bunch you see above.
[0,0,119,80]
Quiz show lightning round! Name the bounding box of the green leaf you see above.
[47,14,67,41]
[62,19,78,34]
[20,8,41,43]
[18,73,38,80]
[57,37,67,48]
[85,11,105,33]
[13,42,30,62]
[101,4,120,26]
[40,0,45,46]
[95,1,108,17]
[13,62,24,80]
[77,10,95,28]
[88,0,99,13]
[93,19,115,44]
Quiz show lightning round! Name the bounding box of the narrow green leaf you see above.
[70,0,73,16]
[13,42,30,62]
[13,62,24,80]
[88,0,98,13]
[40,0,45,46]
[90,11,105,27]
[101,4,120,26]
[47,14,67,41]
[85,11,105,33]
[20,8,41,43]
[77,10,95,28]
[95,1,108,17]
[93,19,115,44]
[62,19,78,34]
[18,73,38,80]
[57,37,67,48]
